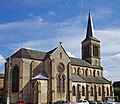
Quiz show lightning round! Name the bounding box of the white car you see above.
[76,100,89,104]
[104,100,120,104]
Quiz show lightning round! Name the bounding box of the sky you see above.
[0,0,120,82]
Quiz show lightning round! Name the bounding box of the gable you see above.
[50,45,70,63]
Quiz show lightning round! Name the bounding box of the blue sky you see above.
[0,0,120,82]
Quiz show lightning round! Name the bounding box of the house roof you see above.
[70,57,102,69]
[11,48,46,60]
[70,57,92,67]
[0,73,4,78]
[10,48,101,68]
[72,74,110,84]
[72,74,86,82]
[44,47,57,59]
[32,71,48,80]
[80,74,110,84]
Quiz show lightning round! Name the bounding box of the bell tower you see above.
[81,12,100,66]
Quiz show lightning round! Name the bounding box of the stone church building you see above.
[4,13,114,104]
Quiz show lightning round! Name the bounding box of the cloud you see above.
[2,0,51,7]
[111,53,120,64]
[0,14,85,51]
[93,29,120,82]
[103,69,109,77]
[0,55,6,66]
[34,16,44,22]
[95,30,120,54]
[28,12,44,22]
[93,7,114,19]
[48,10,56,16]
[66,51,76,58]
[0,12,120,81]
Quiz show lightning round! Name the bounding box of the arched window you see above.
[78,67,80,75]
[97,71,99,76]
[37,82,41,92]
[98,87,101,96]
[12,64,19,92]
[85,69,88,76]
[110,86,113,96]
[90,70,92,76]
[79,68,82,75]
[82,69,84,75]
[107,87,109,96]
[90,86,93,96]
[93,70,96,77]
[57,74,65,92]
[82,86,85,96]
[72,85,76,96]
[61,74,65,92]
[73,67,76,74]
[57,74,61,92]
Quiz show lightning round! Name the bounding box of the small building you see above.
[0,73,4,103]
[4,12,114,104]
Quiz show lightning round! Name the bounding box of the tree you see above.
[114,88,120,102]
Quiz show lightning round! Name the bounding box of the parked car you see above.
[53,100,71,104]
[76,100,89,104]
[89,100,97,104]
[16,101,26,104]
[104,100,120,104]
[53,100,63,104]
[64,101,71,104]
[97,101,104,104]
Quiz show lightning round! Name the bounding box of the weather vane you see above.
[59,42,62,45]
[21,44,23,48]
[89,0,91,12]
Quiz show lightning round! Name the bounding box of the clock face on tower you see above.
[57,63,65,73]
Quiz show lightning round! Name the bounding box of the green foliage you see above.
[114,88,120,102]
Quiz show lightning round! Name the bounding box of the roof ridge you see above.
[22,48,46,53]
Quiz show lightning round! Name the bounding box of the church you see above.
[4,12,114,104]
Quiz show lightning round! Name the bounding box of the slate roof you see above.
[86,12,94,38]
[11,48,46,60]
[96,76,110,84]
[72,74,86,82]
[82,12,100,43]
[11,48,101,68]
[72,74,110,84]
[70,57,102,69]
[70,57,92,67]
[32,71,48,80]
[44,47,57,59]
[82,37,100,43]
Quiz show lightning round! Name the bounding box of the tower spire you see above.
[86,12,94,39]
[82,11,100,66]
